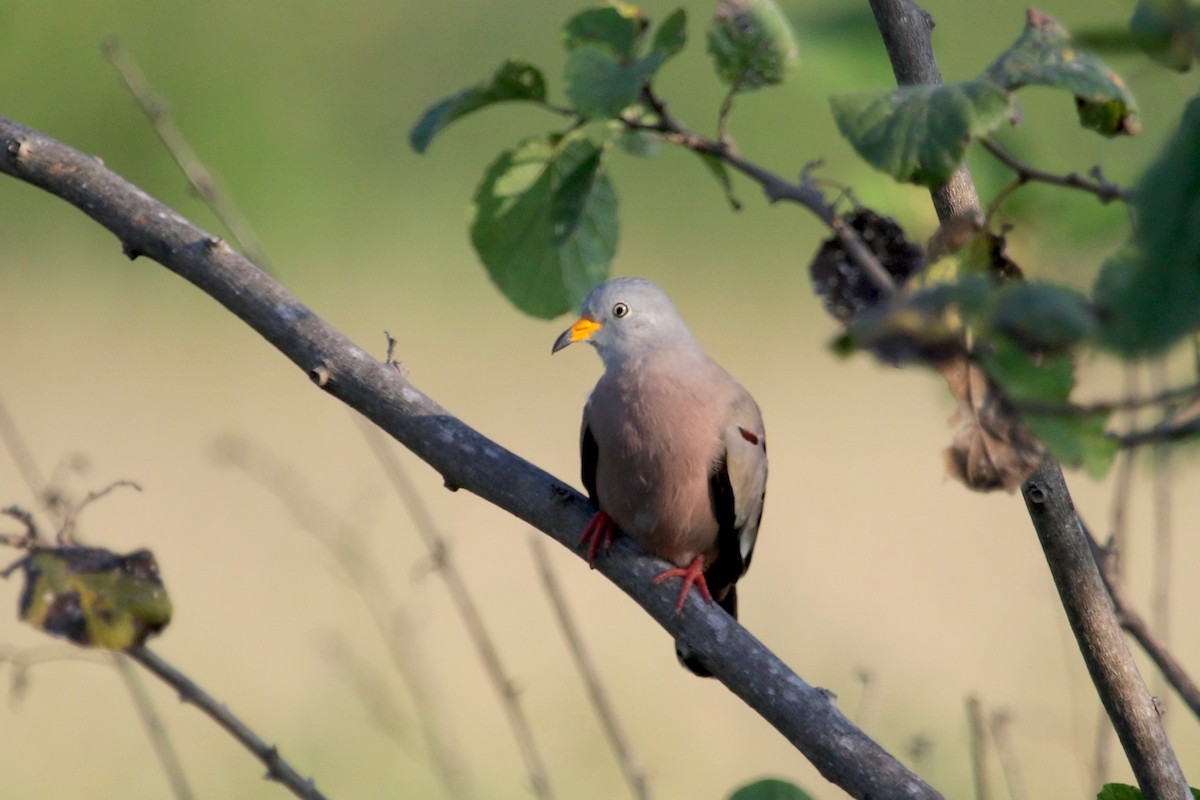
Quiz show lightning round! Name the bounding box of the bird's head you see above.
[551,277,695,368]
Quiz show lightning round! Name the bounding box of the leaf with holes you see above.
[410,60,548,153]
[707,0,798,92]
[1094,96,1200,355]
[985,9,1139,136]
[830,80,1013,186]
[470,136,618,319]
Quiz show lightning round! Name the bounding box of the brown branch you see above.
[530,537,648,800]
[867,2,1189,798]
[1116,417,1200,448]
[128,646,328,800]
[981,137,1133,206]
[0,116,941,800]
[1011,380,1200,419]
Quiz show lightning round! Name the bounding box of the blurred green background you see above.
[2,1,1198,798]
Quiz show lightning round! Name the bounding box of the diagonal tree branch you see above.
[0,117,940,800]
[866,2,1189,797]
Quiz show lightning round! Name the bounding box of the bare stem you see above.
[128,647,328,800]
[113,654,197,800]
[355,416,557,800]
[530,537,648,800]
[988,711,1026,800]
[966,695,991,800]
[981,138,1132,206]
[101,38,275,274]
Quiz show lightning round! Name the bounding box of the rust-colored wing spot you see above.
[738,427,759,445]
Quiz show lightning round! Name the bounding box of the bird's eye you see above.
[612,302,630,318]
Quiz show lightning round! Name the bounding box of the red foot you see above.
[580,511,617,565]
[653,556,712,612]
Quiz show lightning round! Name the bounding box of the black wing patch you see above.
[705,453,747,612]
[581,423,599,502]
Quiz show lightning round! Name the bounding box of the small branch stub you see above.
[1025,480,1047,504]
[309,364,331,387]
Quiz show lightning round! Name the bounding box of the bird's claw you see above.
[654,555,712,612]
[579,511,617,566]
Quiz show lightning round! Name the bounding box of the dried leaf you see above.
[940,359,1044,492]
[810,208,925,322]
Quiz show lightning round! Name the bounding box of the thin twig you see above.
[1010,380,1200,419]
[633,87,897,296]
[57,479,141,543]
[212,433,474,800]
[988,711,1026,800]
[1083,525,1200,720]
[0,395,50,506]
[529,536,649,800]
[1116,416,1200,448]
[355,416,557,800]
[966,695,991,800]
[1150,360,1174,718]
[112,654,197,800]
[852,667,877,734]
[128,647,328,800]
[1094,365,1141,787]
[100,38,275,275]
[981,137,1133,206]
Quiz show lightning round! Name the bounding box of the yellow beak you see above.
[552,316,603,353]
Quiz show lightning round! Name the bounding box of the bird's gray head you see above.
[551,277,696,367]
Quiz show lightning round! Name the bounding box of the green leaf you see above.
[985,9,1140,136]
[614,125,661,157]
[565,43,663,119]
[652,8,688,57]
[985,281,1099,351]
[409,60,548,153]
[728,778,815,800]
[1024,411,1117,478]
[1131,0,1198,71]
[1098,784,1143,800]
[707,0,799,92]
[1094,96,1200,355]
[830,80,1013,186]
[696,151,742,210]
[470,136,618,318]
[979,337,1075,402]
[564,4,647,59]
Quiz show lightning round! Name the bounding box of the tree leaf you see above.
[1023,411,1117,478]
[695,151,742,210]
[470,136,618,319]
[410,60,547,153]
[652,8,688,58]
[565,43,663,119]
[985,281,1099,351]
[1094,95,1200,356]
[1098,783,1143,800]
[830,80,1014,186]
[1130,0,1198,72]
[985,9,1140,136]
[564,3,648,59]
[707,0,799,92]
[727,778,815,800]
[979,336,1075,402]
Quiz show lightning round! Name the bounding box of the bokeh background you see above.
[2,1,1198,798]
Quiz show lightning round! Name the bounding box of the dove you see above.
[553,277,767,676]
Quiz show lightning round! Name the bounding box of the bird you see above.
[552,277,767,676]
